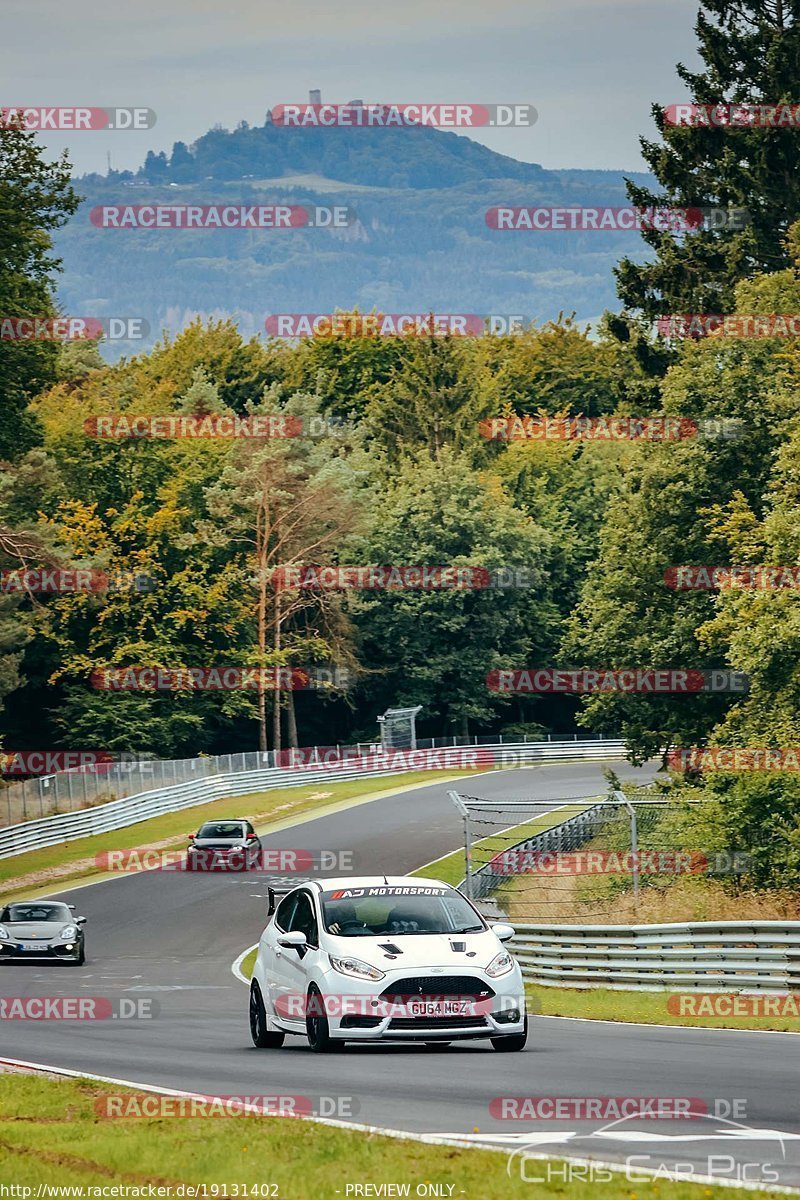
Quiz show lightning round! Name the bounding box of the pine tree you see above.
[617,0,800,322]
[0,121,79,459]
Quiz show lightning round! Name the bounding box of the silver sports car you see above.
[0,900,86,964]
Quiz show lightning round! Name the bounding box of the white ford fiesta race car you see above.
[249,875,527,1053]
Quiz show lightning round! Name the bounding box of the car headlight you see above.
[59,925,77,940]
[329,954,385,981]
[230,845,244,852]
[0,927,8,940]
[486,950,514,978]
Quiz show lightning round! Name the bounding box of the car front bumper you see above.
[284,965,527,1042]
[0,941,81,960]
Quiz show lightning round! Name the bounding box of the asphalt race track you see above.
[2,761,800,1192]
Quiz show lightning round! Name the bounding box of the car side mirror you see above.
[491,922,515,942]
[68,904,76,911]
[277,931,306,950]
[188,833,195,840]
[75,916,87,925]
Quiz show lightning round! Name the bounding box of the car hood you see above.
[3,922,69,939]
[325,930,504,970]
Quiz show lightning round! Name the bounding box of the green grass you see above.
[412,801,595,886]
[240,946,257,978]
[0,769,479,902]
[0,1071,769,1198]
[530,984,800,1032]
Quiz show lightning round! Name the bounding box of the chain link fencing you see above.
[449,789,750,923]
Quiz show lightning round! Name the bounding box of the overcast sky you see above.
[5,0,701,177]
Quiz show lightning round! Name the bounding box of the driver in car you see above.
[326,900,367,936]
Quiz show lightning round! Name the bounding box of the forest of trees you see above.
[3,2,800,883]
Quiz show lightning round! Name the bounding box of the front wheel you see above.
[491,1013,528,1052]
[250,982,285,1048]
[306,984,343,1053]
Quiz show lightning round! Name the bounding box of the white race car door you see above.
[270,889,319,1027]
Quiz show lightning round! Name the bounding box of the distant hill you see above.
[53,118,656,356]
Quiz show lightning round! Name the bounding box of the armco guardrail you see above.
[0,739,626,860]
[509,921,800,992]
[0,733,623,826]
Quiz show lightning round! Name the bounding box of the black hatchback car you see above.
[0,900,86,964]
[186,819,262,871]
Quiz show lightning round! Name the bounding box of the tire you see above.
[491,1013,528,1052]
[249,982,285,1049]
[74,943,86,966]
[306,984,343,1053]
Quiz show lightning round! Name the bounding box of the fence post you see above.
[614,789,639,914]
[447,790,473,899]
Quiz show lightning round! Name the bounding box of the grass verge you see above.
[0,1070,770,1199]
[239,947,258,979]
[529,984,800,1032]
[0,769,478,903]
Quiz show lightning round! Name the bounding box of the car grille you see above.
[381,976,494,1000]
[388,1016,489,1030]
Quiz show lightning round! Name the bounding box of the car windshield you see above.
[196,823,245,839]
[3,903,71,923]
[320,886,485,937]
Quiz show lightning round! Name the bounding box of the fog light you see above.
[494,1008,520,1024]
[64,943,74,950]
